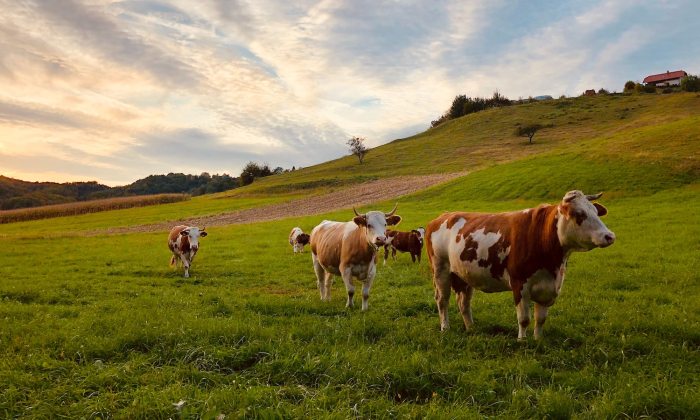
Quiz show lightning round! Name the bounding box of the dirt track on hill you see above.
[92,172,464,235]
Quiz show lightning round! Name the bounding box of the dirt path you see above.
[91,172,464,235]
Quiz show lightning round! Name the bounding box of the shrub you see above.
[624,80,636,92]
[680,75,700,92]
[636,83,656,94]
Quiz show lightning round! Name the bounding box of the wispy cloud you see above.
[0,0,697,184]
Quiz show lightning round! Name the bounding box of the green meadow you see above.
[1,93,699,418]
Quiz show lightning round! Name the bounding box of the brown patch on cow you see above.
[179,235,191,253]
[353,216,367,226]
[450,272,468,293]
[386,215,402,226]
[297,233,310,245]
[459,234,479,263]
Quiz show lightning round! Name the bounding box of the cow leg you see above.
[455,284,474,331]
[179,254,190,278]
[534,303,549,340]
[391,247,397,261]
[432,263,452,331]
[312,253,326,300]
[361,263,377,311]
[383,245,389,266]
[516,292,531,341]
[410,252,416,263]
[323,272,333,301]
[341,267,355,308]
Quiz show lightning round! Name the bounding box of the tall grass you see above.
[0,194,189,224]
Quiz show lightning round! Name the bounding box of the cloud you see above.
[0,0,697,185]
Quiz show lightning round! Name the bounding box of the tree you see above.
[681,75,700,92]
[239,161,272,186]
[624,80,636,92]
[515,123,544,144]
[347,136,368,164]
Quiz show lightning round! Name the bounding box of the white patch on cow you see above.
[470,228,502,261]
[430,218,466,259]
[526,268,561,306]
[522,209,531,214]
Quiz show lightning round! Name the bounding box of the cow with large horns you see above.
[168,225,208,278]
[310,204,402,310]
[425,191,615,340]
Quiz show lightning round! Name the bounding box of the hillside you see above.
[243,92,699,196]
[0,172,238,210]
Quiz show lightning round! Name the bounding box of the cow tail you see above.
[170,255,177,266]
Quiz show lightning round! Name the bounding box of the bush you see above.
[624,80,636,92]
[636,83,656,94]
[680,75,700,92]
[239,162,273,186]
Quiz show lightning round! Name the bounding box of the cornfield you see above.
[0,193,190,224]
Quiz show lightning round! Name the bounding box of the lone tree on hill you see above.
[347,136,368,164]
[515,123,544,144]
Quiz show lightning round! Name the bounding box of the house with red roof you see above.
[643,70,687,87]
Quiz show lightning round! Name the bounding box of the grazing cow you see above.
[289,227,311,253]
[168,225,208,278]
[310,204,402,310]
[384,227,425,264]
[426,191,615,340]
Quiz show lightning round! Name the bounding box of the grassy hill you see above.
[0,92,698,418]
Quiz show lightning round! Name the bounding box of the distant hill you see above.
[0,172,238,210]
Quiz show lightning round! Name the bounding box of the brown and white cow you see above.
[426,191,615,340]
[310,205,402,310]
[383,227,425,264]
[168,225,208,278]
[289,227,311,253]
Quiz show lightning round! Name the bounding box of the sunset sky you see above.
[0,0,698,185]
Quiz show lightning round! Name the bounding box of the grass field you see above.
[1,93,699,418]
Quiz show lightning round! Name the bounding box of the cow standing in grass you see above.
[310,205,401,310]
[289,227,311,253]
[168,225,207,278]
[426,191,615,340]
[384,227,425,264]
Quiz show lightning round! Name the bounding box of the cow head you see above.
[412,227,426,243]
[353,204,402,247]
[557,191,615,251]
[180,226,208,251]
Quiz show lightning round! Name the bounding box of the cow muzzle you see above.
[374,236,386,246]
[595,231,616,248]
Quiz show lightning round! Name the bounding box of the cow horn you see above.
[586,192,603,201]
[201,226,206,231]
[385,203,398,217]
[353,207,361,216]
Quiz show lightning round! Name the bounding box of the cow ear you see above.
[411,229,419,235]
[180,230,189,236]
[386,215,402,226]
[353,216,367,226]
[200,231,208,237]
[593,203,608,216]
[559,204,571,220]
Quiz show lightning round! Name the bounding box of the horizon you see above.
[1,0,698,185]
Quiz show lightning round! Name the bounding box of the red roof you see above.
[643,70,687,84]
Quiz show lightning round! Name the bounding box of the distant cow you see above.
[310,204,402,310]
[384,227,425,264]
[289,227,311,253]
[426,191,615,340]
[168,225,208,278]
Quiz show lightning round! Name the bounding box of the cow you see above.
[168,225,208,278]
[289,227,311,253]
[383,227,425,265]
[310,204,402,310]
[425,190,615,340]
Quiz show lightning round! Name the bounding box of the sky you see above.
[0,0,698,186]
